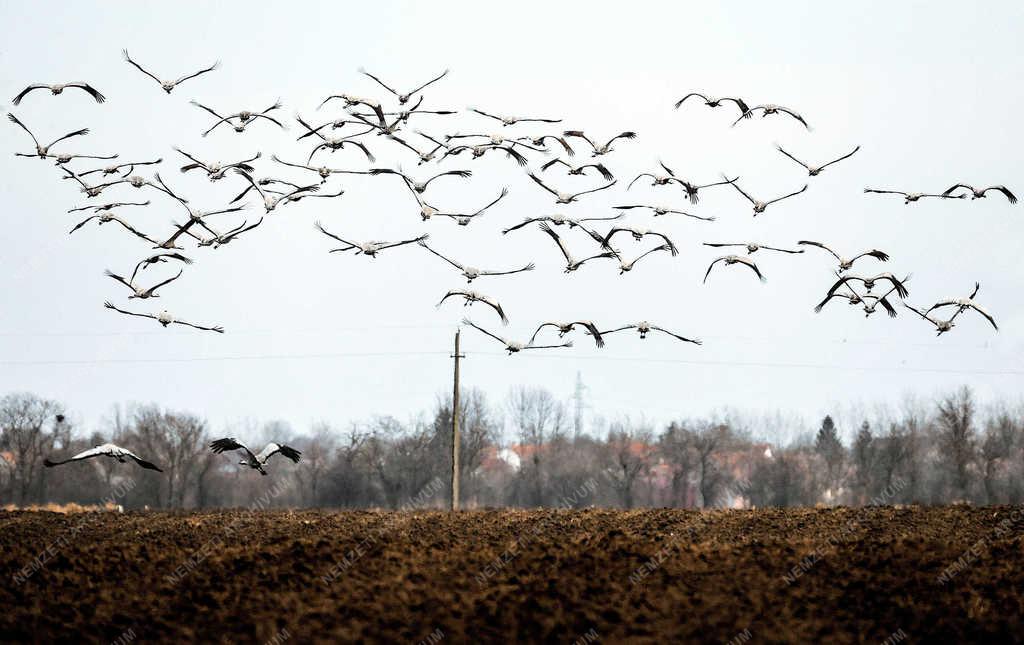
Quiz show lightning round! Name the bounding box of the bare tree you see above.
[120,405,209,508]
[659,423,697,507]
[0,393,68,504]
[604,421,652,508]
[507,386,568,507]
[936,387,976,500]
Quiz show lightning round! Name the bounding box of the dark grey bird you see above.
[210,438,301,475]
[123,49,219,93]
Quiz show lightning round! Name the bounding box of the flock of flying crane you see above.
[10,53,1013,360]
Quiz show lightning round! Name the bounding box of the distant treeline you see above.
[1,386,1020,510]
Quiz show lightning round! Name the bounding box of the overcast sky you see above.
[2,1,1022,444]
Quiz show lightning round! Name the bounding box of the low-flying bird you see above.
[516,134,575,156]
[210,438,301,475]
[437,290,508,325]
[562,130,636,156]
[777,145,860,176]
[8,113,89,158]
[197,218,264,248]
[314,221,426,257]
[462,318,571,354]
[175,147,260,180]
[704,255,766,283]
[527,173,617,204]
[598,322,701,345]
[941,183,1017,204]
[538,223,618,273]
[732,104,809,129]
[231,169,319,212]
[370,167,472,194]
[729,178,808,215]
[441,143,529,166]
[797,240,889,272]
[540,158,614,181]
[618,244,675,274]
[602,227,678,256]
[13,82,105,104]
[469,108,561,126]
[502,212,622,234]
[129,252,192,282]
[360,68,449,104]
[531,320,605,348]
[419,242,534,282]
[823,273,910,299]
[74,159,162,178]
[45,444,162,471]
[105,268,183,299]
[123,49,219,93]
[199,100,285,136]
[415,188,508,225]
[702,242,803,255]
[613,204,715,222]
[673,93,750,117]
[903,304,957,336]
[104,301,224,333]
[863,188,965,204]
[925,282,998,331]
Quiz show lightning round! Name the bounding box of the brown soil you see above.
[2,506,1022,644]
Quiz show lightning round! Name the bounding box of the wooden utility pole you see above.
[450,329,463,510]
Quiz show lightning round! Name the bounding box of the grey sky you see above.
[2,1,1022,444]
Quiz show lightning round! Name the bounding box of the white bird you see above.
[73,159,162,178]
[68,210,158,243]
[129,252,193,282]
[68,200,151,214]
[797,240,889,272]
[729,178,808,215]
[462,318,571,354]
[704,255,766,283]
[562,130,636,156]
[198,100,285,136]
[45,443,162,471]
[941,183,1017,204]
[538,223,618,273]
[419,242,534,283]
[777,145,860,176]
[732,104,809,129]
[599,322,701,345]
[502,213,622,234]
[531,320,605,348]
[540,158,614,181]
[437,290,508,325]
[903,303,956,336]
[925,283,998,331]
[602,227,678,256]
[209,438,301,476]
[863,188,965,204]
[415,188,508,225]
[629,161,737,204]
[175,147,260,180]
[270,155,377,183]
[370,167,472,194]
[613,204,715,222]
[13,82,105,104]
[674,93,750,118]
[295,116,377,164]
[515,134,576,156]
[231,170,320,212]
[527,173,617,204]
[469,108,561,127]
[104,301,224,333]
[441,143,530,166]
[360,68,449,104]
[196,218,264,248]
[815,274,909,317]
[8,113,89,159]
[105,268,183,299]
[123,49,219,93]
[703,242,802,255]
[315,222,427,257]
[823,273,910,300]
[618,244,675,274]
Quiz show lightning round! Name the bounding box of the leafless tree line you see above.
[1,386,1021,510]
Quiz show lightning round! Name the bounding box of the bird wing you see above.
[174,60,220,86]
[462,318,508,346]
[903,302,937,325]
[942,183,973,197]
[172,318,224,333]
[529,322,561,345]
[524,341,573,350]
[501,218,541,234]
[539,222,573,264]
[68,215,99,234]
[380,235,429,251]
[479,294,509,325]
[650,325,701,345]
[819,145,861,170]
[864,188,906,196]
[471,187,508,216]
[44,445,116,467]
[407,69,449,95]
[11,85,47,105]
[540,158,568,172]
[257,442,302,464]
[797,240,841,261]
[7,112,41,148]
[104,301,158,322]
[703,242,743,249]
[728,179,757,204]
[122,50,163,85]
[721,97,750,115]
[67,82,106,103]
[967,301,999,330]
[673,92,708,109]
[469,108,503,122]
[47,126,89,148]
[575,321,605,348]
[104,270,135,291]
[314,221,358,249]
[627,173,654,190]
[562,130,596,150]
[850,249,890,263]
[776,145,809,169]
[982,185,1018,204]
[477,262,535,277]
[210,438,258,461]
[777,106,810,128]
[146,269,183,295]
[872,273,910,298]
[527,172,560,197]
[645,231,678,256]
[766,184,808,205]
[418,242,465,270]
[121,448,163,471]
[735,256,766,281]
[570,180,617,200]
[760,245,803,254]
[173,147,207,170]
